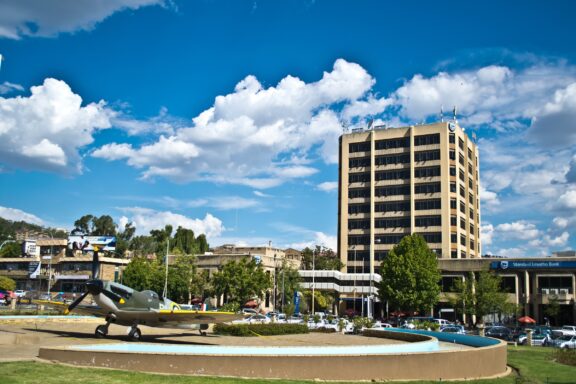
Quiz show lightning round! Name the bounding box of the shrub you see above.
[553,348,576,366]
[219,302,240,313]
[213,323,309,337]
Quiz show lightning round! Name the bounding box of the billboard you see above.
[68,234,116,252]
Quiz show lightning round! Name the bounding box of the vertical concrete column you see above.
[369,130,376,275]
[524,270,530,315]
[409,126,415,234]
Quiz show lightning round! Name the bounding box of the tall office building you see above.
[338,121,481,276]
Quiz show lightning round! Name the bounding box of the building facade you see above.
[338,121,481,277]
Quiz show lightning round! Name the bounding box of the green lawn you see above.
[1,346,574,384]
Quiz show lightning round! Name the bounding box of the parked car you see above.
[485,326,512,341]
[14,290,26,298]
[553,325,576,337]
[440,326,466,334]
[361,321,393,332]
[286,314,304,324]
[233,314,271,324]
[241,308,259,315]
[551,335,576,349]
[518,332,551,346]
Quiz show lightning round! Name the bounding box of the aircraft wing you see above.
[34,300,107,317]
[157,310,245,324]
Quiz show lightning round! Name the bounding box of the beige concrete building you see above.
[338,121,481,276]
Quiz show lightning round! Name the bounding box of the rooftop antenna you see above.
[340,119,349,134]
[440,105,444,122]
[452,105,458,122]
[367,117,374,130]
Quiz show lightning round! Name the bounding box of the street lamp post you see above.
[352,245,357,316]
[273,253,277,311]
[311,250,315,315]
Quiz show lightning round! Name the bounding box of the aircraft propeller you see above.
[65,248,124,315]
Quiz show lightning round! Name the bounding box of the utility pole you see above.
[311,249,315,315]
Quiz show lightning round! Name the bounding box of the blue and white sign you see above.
[490,260,576,270]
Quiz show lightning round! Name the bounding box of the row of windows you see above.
[376,153,410,165]
[349,215,441,229]
[417,232,442,244]
[376,217,411,228]
[376,185,410,197]
[349,188,370,199]
[415,215,441,227]
[415,166,441,178]
[375,169,410,181]
[349,172,370,183]
[415,199,441,210]
[375,137,410,150]
[414,133,440,146]
[414,149,440,162]
[415,182,440,194]
[376,201,410,212]
[349,204,370,214]
[349,142,371,153]
[349,157,370,168]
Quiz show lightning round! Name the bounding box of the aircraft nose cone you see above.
[86,280,103,295]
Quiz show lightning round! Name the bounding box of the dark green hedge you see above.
[213,323,309,336]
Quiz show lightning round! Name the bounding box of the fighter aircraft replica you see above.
[38,247,244,341]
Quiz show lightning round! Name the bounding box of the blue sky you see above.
[0,0,575,256]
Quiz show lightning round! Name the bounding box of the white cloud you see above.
[479,185,500,211]
[0,81,24,95]
[253,191,271,198]
[118,207,224,239]
[496,221,540,240]
[94,59,376,187]
[0,78,111,174]
[208,196,260,211]
[558,188,576,209]
[0,206,44,225]
[0,0,166,39]
[480,224,494,246]
[289,231,337,251]
[317,181,338,192]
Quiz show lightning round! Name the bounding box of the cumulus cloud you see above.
[558,188,576,209]
[480,223,494,246]
[289,231,337,251]
[0,0,166,39]
[118,207,224,239]
[0,206,44,225]
[392,63,576,130]
[496,221,540,240]
[94,59,376,187]
[0,78,111,174]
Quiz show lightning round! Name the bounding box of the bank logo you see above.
[500,261,509,270]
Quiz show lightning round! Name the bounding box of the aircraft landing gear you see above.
[95,324,108,338]
[199,323,208,336]
[95,313,116,338]
[128,325,142,341]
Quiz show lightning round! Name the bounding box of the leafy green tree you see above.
[0,276,16,291]
[173,227,199,255]
[122,257,160,292]
[92,215,117,236]
[449,271,512,326]
[0,242,21,258]
[301,246,342,270]
[378,234,441,314]
[73,215,95,234]
[276,262,301,309]
[167,254,197,303]
[544,295,561,326]
[212,257,272,307]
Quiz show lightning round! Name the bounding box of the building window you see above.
[349,157,370,168]
[415,199,441,210]
[414,133,440,146]
[375,153,410,165]
[375,169,410,181]
[415,215,441,227]
[459,137,464,150]
[375,234,408,245]
[450,150,456,160]
[468,148,473,159]
[349,172,370,183]
[469,178,473,189]
[348,204,370,214]
[418,232,442,244]
[449,133,455,144]
[415,150,440,162]
[450,166,456,176]
[375,137,410,150]
[460,201,466,214]
[469,193,474,205]
[459,169,465,182]
[451,216,457,226]
[468,163,473,174]
[451,250,458,259]
[349,142,370,153]
[460,250,467,259]
[375,217,411,228]
[459,153,465,166]
[348,188,370,199]
[460,185,466,198]
[348,219,370,230]
[376,185,410,197]
[415,182,441,194]
[469,208,474,220]
[375,201,410,212]
[470,240,475,251]
[460,218,466,230]
[470,224,475,237]
[450,199,457,209]
[414,166,441,178]
[451,233,457,243]
[460,234,466,246]
[374,251,389,261]
[348,235,370,245]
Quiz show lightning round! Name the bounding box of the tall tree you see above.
[74,215,94,234]
[212,257,271,307]
[378,234,441,314]
[0,242,21,258]
[0,276,16,291]
[92,215,117,236]
[449,271,512,326]
[301,246,342,270]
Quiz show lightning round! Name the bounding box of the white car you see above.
[232,314,271,324]
[551,335,576,349]
[555,325,576,337]
[14,290,26,298]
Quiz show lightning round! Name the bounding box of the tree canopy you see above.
[211,257,271,307]
[301,246,342,270]
[0,276,16,291]
[378,234,441,314]
[449,271,514,326]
